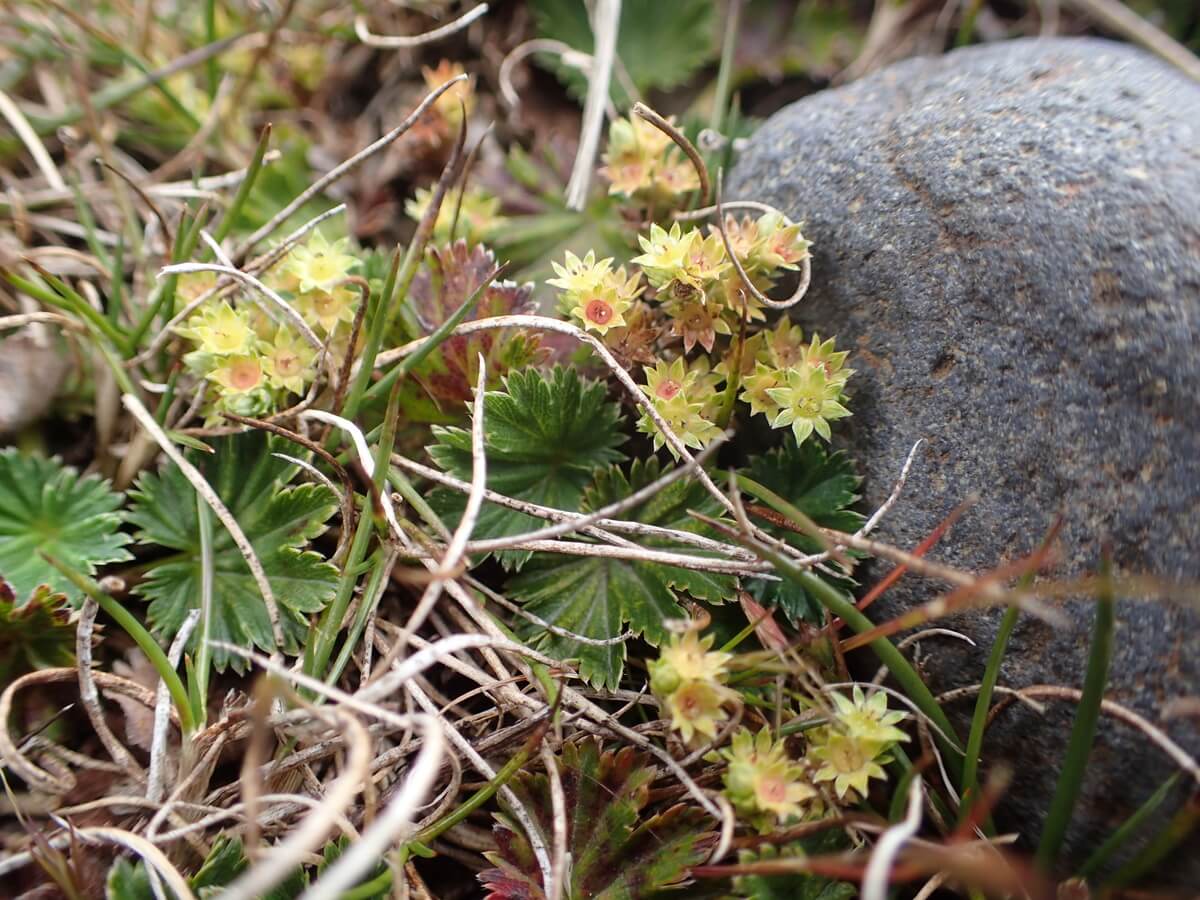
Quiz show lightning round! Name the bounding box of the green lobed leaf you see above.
[530,0,717,105]
[506,458,734,689]
[0,449,132,603]
[0,580,75,688]
[127,432,338,671]
[740,438,863,625]
[105,835,308,900]
[731,836,857,900]
[427,366,626,570]
[480,738,714,899]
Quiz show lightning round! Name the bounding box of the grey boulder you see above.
[731,37,1199,883]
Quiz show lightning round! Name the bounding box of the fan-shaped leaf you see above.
[127,432,337,671]
[427,366,626,570]
[0,450,131,602]
[507,458,734,688]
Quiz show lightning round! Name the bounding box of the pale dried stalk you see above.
[410,537,771,578]
[300,715,446,898]
[301,409,403,538]
[123,392,285,649]
[0,89,66,190]
[714,169,811,311]
[393,455,757,561]
[221,710,372,900]
[148,610,200,802]
[863,777,923,900]
[466,434,726,553]
[0,668,160,795]
[407,681,554,889]
[565,0,620,209]
[540,743,567,900]
[76,598,146,783]
[354,3,489,48]
[159,262,323,352]
[73,827,195,899]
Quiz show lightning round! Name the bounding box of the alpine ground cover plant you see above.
[0,2,1194,898]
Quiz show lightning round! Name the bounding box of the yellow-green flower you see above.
[765,362,851,444]
[649,629,732,695]
[667,298,731,353]
[719,728,818,831]
[635,224,730,302]
[548,250,615,300]
[808,729,889,801]
[405,186,503,245]
[751,212,811,271]
[207,354,266,395]
[295,285,358,335]
[284,231,359,294]
[651,155,701,197]
[632,223,698,289]
[760,319,808,370]
[637,357,723,454]
[738,362,783,418]
[663,678,736,745]
[804,334,854,388]
[553,259,642,336]
[261,328,317,395]
[600,115,676,196]
[175,301,256,356]
[830,687,909,749]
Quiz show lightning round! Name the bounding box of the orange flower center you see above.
[758,775,787,804]
[274,350,300,376]
[585,298,614,325]
[655,379,681,401]
[229,360,261,391]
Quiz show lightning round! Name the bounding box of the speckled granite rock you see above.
[730,37,1199,882]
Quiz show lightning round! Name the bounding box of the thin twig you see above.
[354,3,489,48]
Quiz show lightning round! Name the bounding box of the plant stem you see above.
[1036,561,1115,870]
[192,492,215,728]
[411,725,545,847]
[709,0,743,134]
[44,556,195,734]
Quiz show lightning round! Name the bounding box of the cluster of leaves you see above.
[480,737,715,899]
[0,580,75,687]
[427,362,862,686]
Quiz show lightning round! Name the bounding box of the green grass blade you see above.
[44,555,195,734]
[362,262,507,407]
[1077,773,1180,879]
[212,124,271,243]
[960,605,1018,813]
[1035,563,1116,870]
[1103,792,1199,889]
[339,246,401,422]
